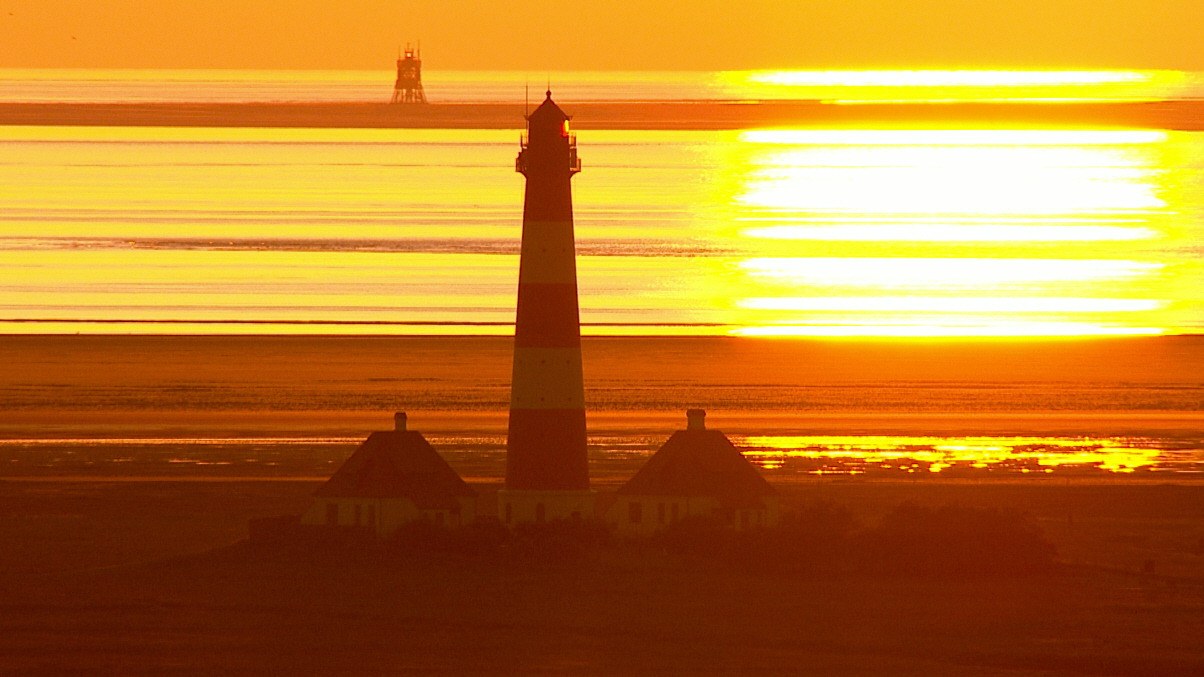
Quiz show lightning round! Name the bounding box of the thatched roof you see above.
[616,410,776,510]
[315,416,475,509]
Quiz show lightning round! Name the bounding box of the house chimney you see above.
[686,409,706,431]
[394,412,408,431]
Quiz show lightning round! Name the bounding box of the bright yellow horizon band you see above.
[734,324,1165,338]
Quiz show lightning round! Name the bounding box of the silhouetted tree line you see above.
[257,501,1056,576]
[386,517,610,565]
[387,501,1056,575]
[654,501,1057,577]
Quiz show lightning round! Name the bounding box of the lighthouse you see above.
[499,91,592,525]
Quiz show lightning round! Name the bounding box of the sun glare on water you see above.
[723,69,1187,102]
[748,70,1152,88]
[737,435,1164,474]
[722,127,1189,338]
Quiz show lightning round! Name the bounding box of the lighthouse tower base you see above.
[498,489,596,526]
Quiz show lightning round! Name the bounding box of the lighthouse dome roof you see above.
[528,90,568,122]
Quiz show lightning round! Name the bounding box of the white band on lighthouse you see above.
[510,348,586,409]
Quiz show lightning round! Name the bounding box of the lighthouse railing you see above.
[514,133,581,174]
[567,134,581,173]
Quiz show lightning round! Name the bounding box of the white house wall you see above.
[608,495,780,536]
[301,497,476,537]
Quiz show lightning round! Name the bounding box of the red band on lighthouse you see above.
[514,283,582,348]
[506,408,589,490]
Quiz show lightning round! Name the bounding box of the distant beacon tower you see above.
[390,44,426,104]
[499,91,591,525]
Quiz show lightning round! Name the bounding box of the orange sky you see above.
[3,0,1203,71]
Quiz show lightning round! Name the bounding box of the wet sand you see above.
[3,99,1204,130]
[2,335,1200,440]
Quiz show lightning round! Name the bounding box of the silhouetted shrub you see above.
[380,518,513,560]
[388,519,458,554]
[652,515,737,560]
[248,514,302,545]
[778,501,860,545]
[374,516,612,564]
[854,503,1056,576]
[508,518,611,564]
[270,523,379,564]
[647,505,860,572]
[453,518,511,558]
[762,501,861,572]
[265,501,1056,579]
[648,502,1053,577]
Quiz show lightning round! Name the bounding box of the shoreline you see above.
[2,474,1199,485]
[4,408,1203,435]
[3,99,1204,130]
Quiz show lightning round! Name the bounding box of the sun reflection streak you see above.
[740,129,1168,146]
[739,258,1162,287]
[737,435,1167,474]
[739,297,1163,313]
[733,323,1164,338]
[721,70,1189,103]
[741,224,1157,242]
[746,70,1155,88]
[734,130,1166,218]
[739,166,1162,215]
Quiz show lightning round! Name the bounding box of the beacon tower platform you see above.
[499,91,592,524]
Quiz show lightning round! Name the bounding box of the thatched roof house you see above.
[610,409,778,534]
[301,413,476,535]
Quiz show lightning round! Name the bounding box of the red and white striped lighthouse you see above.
[499,91,593,524]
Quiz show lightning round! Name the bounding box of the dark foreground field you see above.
[1,480,1200,675]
